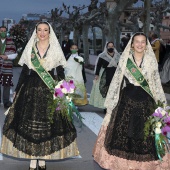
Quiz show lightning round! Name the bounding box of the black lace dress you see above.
[1,64,79,159]
[104,77,159,162]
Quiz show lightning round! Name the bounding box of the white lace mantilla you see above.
[18,23,66,71]
[104,35,166,122]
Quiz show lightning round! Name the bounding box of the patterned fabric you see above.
[93,33,169,170]
[160,56,170,83]
[90,46,120,109]
[93,81,170,169]
[104,35,166,119]
[104,79,157,161]
[93,126,170,170]
[99,66,116,98]
[1,64,79,159]
[89,68,105,109]
[18,22,66,71]
[0,38,16,86]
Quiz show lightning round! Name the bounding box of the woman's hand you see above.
[0,55,8,60]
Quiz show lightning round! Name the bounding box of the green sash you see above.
[31,47,55,90]
[126,58,153,98]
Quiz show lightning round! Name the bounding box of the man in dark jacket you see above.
[61,35,72,57]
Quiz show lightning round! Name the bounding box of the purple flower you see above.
[60,85,64,89]
[165,106,170,111]
[56,106,61,110]
[54,88,64,98]
[62,80,70,92]
[70,80,74,84]
[162,126,170,136]
[164,116,170,126]
[69,80,75,89]
[152,111,163,118]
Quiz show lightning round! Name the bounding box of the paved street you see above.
[0,54,170,170]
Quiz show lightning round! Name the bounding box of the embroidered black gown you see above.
[104,77,158,161]
[1,54,79,159]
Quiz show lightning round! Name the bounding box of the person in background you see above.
[65,44,88,106]
[0,26,17,108]
[62,35,72,57]
[160,40,170,85]
[93,32,170,170]
[89,42,120,113]
[1,22,79,170]
[120,34,131,51]
[151,33,161,63]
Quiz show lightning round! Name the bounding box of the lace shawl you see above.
[103,35,166,126]
[94,44,120,73]
[18,23,66,71]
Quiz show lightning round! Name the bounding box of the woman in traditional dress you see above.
[0,22,79,170]
[160,43,170,85]
[89,42,120,111]
[93,32,170,170]
[65,44,88,106]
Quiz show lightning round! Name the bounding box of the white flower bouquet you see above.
[74,56,84,65]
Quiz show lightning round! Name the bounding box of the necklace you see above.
[37,43,49,52]
[38,46,48,52]
[132,55,144,68]
[36,43,50,58]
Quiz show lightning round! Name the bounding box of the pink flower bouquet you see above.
[144,102,170,160]
[48,79,83,125]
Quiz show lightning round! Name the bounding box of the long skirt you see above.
[89,68,105,109]
[1,72,79,159]
[93,83,170,170]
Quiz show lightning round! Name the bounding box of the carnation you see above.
[155,127,161,134]
[161,110,167,116]
[156,122,162,128]
[69,88,74,94]
[61,88,68,94]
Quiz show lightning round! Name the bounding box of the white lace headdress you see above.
[18,22,66,71]
[94,42,120,73]
[104,32,166,114]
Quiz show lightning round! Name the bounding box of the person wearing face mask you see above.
[64,44,88,106]
[89,42,120,112]
[0,26,17,108]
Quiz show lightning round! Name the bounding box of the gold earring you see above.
[129,47,134,55]
[144,47,148,53]
[35,35,39,42]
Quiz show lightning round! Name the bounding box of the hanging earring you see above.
[144,47,148,54]
[129,47,134,55]
[36,35,39,42]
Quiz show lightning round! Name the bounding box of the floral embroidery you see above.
[131,67,136,73]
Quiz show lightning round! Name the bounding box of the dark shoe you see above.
[4,102,12,109]
[38,165,46,170]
